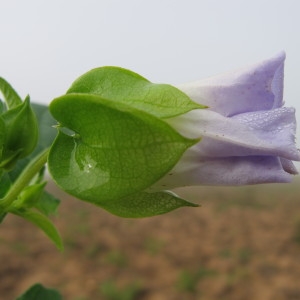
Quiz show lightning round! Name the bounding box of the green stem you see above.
[0,148,50,210]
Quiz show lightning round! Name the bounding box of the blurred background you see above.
[1,1,300,299]
[0,0,300,112]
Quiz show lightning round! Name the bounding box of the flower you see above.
[150,52,300,189]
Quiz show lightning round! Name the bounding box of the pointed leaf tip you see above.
[99,191,199,218]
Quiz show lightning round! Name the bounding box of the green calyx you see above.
[49,94,198,203]
[67,66,205,118]
[48,66,202,217]
[99,191,199,218]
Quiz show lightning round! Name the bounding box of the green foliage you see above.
[34,191,60,216]
[31,102,57,150]
[0,211,6,223]
[67,66,204,118]
[99,280,143,300]
[4,103,56,186]
[177,270,199,293]
[50,66,201,218]
[0,64,201,248]
[0,77,38,172]
[144,237,165,255]
[0,78,61,249]
[12,182,47,210]
[16,283,62,300]
[49,94,197,216]
[177,267,217,293]
[105,250,128,267]
[100,191,198,218]
[0,172,11,198]
[11,208,63,250]
[0,77,22,109]
[0,96,38,170]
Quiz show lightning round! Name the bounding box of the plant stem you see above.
[0,148,50,210]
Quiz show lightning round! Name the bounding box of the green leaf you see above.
[12,182,47,210]
[11,209,63,250]
[0,116,5,161]
[0,84,54,186]
[0,211,7,223]
[99,191,199,218]
[1,97,38,169]
[0,149,23,170]
[0,173,11,223]
[0,172,12,198]
[5,103,56,184]
[67,66,204,118]
[35,191,60,216]
[0,77,22,109]
[5,156,32,184]
[16,283,62,300]
[0,100,4,114]
[48,94,197,204]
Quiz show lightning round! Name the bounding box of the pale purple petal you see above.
[149,153,293,190]
[153,53,300,189]
[280,158,299,175]
[177,52,285,117]
[167,108,300,161]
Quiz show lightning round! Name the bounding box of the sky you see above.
[0,0,300,119]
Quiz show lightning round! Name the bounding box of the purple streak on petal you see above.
[177,52,285,116]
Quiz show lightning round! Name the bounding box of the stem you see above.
[0,148,50,210]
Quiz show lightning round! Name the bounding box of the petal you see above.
[149,154,293,190]
[177,52,285,116]
[166,108,300,161]
[280,158,299,175]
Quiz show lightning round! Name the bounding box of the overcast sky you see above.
[1,0,300,122]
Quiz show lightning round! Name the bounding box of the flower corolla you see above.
[151,52,300,189]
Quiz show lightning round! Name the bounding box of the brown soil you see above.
[1,181,300,300]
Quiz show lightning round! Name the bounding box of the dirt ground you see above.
[1,180,300,300]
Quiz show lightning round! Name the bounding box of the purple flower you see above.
[151,52,300,189]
